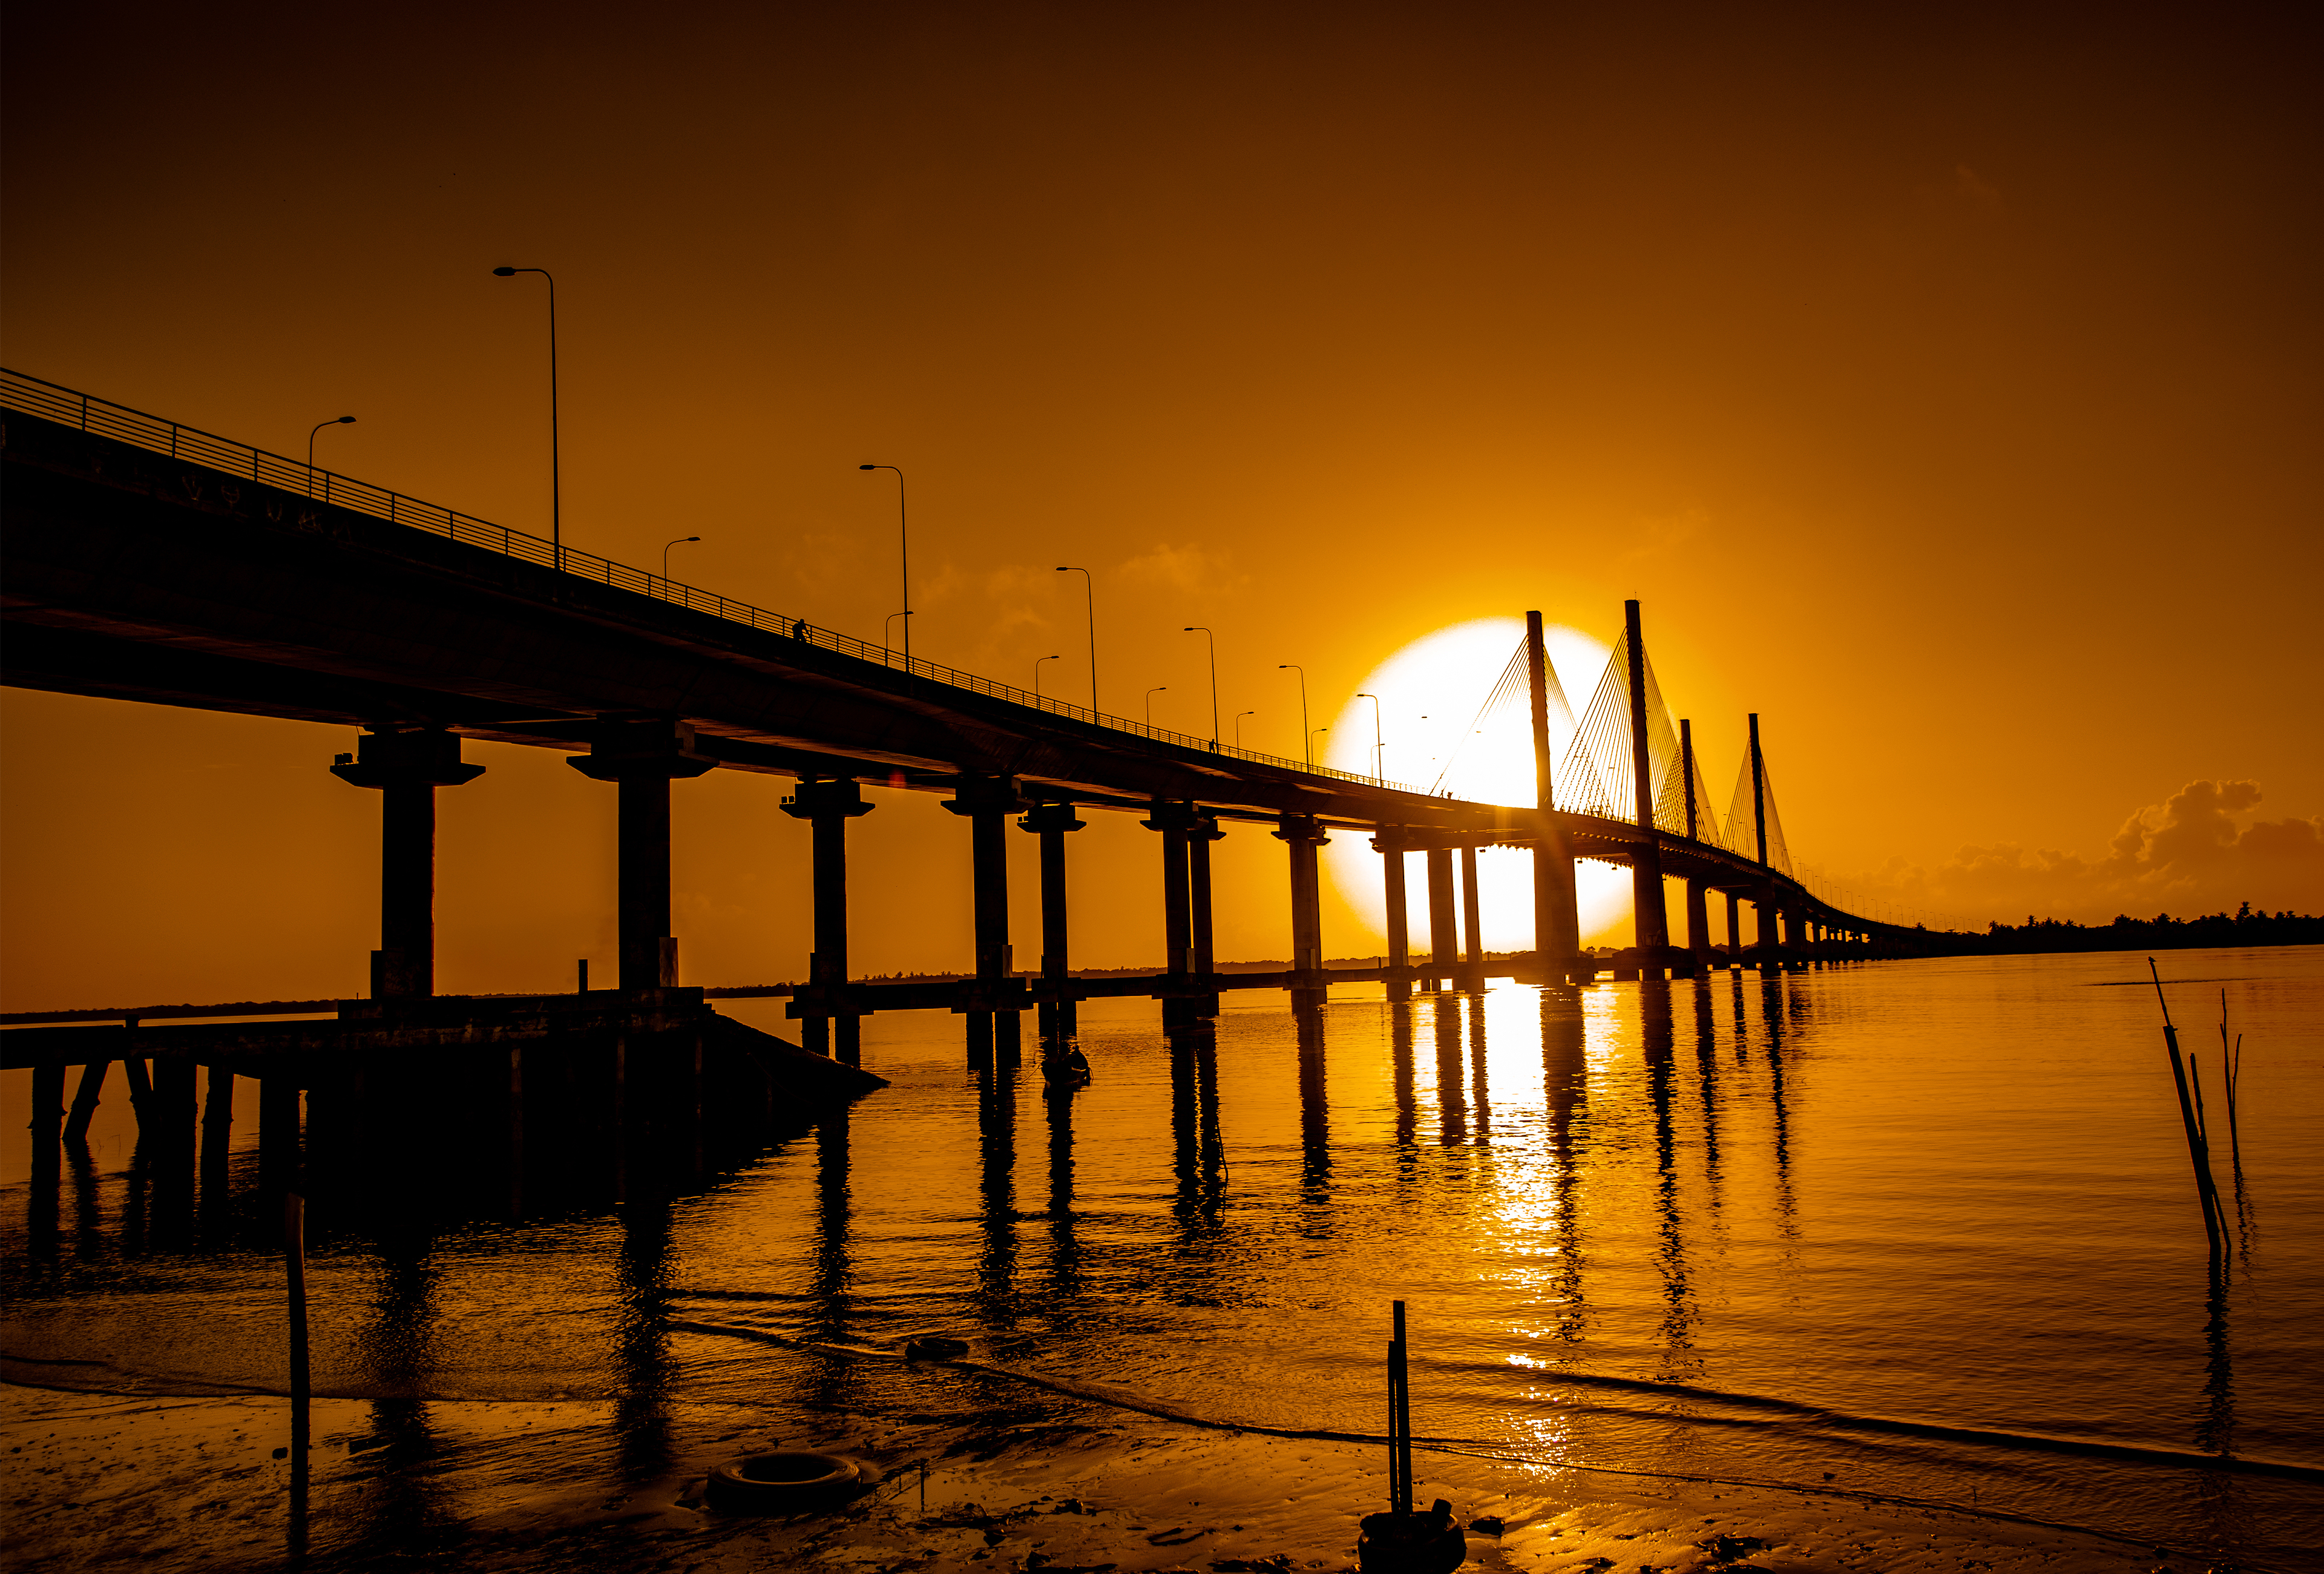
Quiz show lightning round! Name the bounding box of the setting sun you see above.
[1321,619,1635,949]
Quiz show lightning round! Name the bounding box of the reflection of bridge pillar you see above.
[781,779,875,1061]
[1377,835,1412,1003]
[1623,601,1671,973]
[1275,812,1331,1010]
[568,719,716,989]
[1190,812,1225,1018]
[1458,846,1485,988]
[1143,800,1198,1029]
[945,776,1026,1064]
[1425,848,1457,990]
[1017,800,1086,1042]
[1684,879,1713,973]
[333,728,485,998]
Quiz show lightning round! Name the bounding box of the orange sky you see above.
[4,3,2319,1009]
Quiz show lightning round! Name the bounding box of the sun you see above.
[1319,618,1632,952]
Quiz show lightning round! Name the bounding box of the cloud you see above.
[1839,780,2324,926]
[1118,542,1244,596]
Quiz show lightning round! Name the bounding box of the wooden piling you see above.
[284,1188,311,1530]
[63,1059,108,1142]
[30,1062,67,1188]
[2148,959,2224,1255]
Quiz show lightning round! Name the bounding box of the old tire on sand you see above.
[704,1452,864,1514]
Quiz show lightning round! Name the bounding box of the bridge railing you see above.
[4,368,1426,799]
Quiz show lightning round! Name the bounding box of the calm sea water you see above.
[5,946,2321,1566]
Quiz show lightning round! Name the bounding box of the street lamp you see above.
[1034,654,1061,699]
[1278,664,1311,765]
[859,465,909,664]
[1356,693,1384,782]
[1233,710,1256,749]
[1312,725,1330,762]
[1144,687,1167,727]
[1055,567,1096,712]
[663,535,701,579]
[491,266,559,567]
[306,415,355,499]
[1182,627,1219,744]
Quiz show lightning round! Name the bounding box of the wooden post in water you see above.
[2219,991,2244,1174]
[201,1066,235,1201]
[2148,960,2223,1255]
[30,1062,66,1188]
[1388,1299,1411,1515]
[284,1187,310,1547]
[64,1060,108,1142]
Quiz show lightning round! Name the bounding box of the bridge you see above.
[0,366,1935,1059]
[2,366,1953,1225]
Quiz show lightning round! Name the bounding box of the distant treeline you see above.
[1977,903,2323,953]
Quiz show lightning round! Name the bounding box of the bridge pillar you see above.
[1724,891,1742,966]
[1684,879,1714,975]
[1622,602,1671,976]
[1459,846,1486,988]
[1376,834,1413,1002]
[1191,812,1226,1019]
[781,778,875,1062]
[1754,890,1782,971]
[1017,800,1086,1044]
[1143,800,1200,1028]
[1275,813,1331,1010]
[946,777,1027,1065]
[1525,612,1584,983]
[1425,848,1457,990]
[333,727,485,998]
[568,719,717,990]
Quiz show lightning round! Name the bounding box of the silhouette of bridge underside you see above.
[0,370,1935,1067]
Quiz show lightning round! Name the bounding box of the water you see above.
[5,946,2322,1569]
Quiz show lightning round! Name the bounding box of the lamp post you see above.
[1034,654,1061,699]
[490,266,559,567]
[1312,725,1330,763]
[1233,710,1256,749]
[306,416,355,500]
[1144,687,1167,727]
[1357,693,1384,783]
[859,465,908,664]
[1182,627,1219,743]
[1055,567,1097,711]
[1278,664,1311,765]
[662,535,700,579]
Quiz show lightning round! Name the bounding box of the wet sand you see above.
[4,1378,2209,1573]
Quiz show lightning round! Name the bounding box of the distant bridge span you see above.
[1,370,1938,1059]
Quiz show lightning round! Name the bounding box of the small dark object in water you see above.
[1698,1534,1768,1562]
[1468,1516,1504,1536]
[704,1451,864,1513]
[905,1334,972,1361]
[1042,1047,1093,1087]
[1357,1501,1465,1572]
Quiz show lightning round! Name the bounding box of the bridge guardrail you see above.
[2,368,1431,799]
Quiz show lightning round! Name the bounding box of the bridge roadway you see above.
[1,372,1922,1050]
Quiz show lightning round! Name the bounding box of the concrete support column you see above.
[1425,848,1457,990]
[1685,879,1713,974]
[1190,812,1225,1018]
[781,778,875,1062]
[946,776,1026,1064]
[567,719,715,989]
[1784,907,1807,964]
[1525,611,1583,981]
[1275,812,1331,1010]
[1725,891,1743,966]
[1755,892,1782,969]
[1623,602,1671,973]
[1143,800,1198,1028]
[1018,800,1086,1043]
[333,727,485,997]
[1459,846,1485,988]
[1377,835,1412,1002]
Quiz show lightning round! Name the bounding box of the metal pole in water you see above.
[1389,1299,1411,1515]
